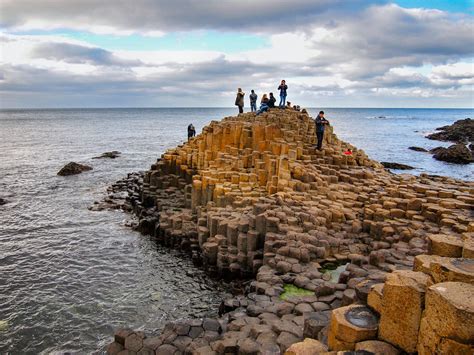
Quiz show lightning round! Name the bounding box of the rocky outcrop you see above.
[432,144,473,164]
[426,118,473,143]
[381,162,414,170]
[93,151,121,159]
[104,108,473,354]
[57,162,93,176]
[408,146,428,152]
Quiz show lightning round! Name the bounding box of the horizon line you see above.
[1,106,473,111]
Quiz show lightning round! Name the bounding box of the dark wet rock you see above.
[426,118,473,143]
[57,161,93,176]
[408,146,428,152]
[155,344,178,355]
[114,329,134,346]
[276,331,300,352]
[432,143,473,164]
[124,332,144,352]
[93,150,121,159]
[202,318,221,333]
[380,162,414,170]
[237,338,260,355]
[0,198,7,205]
[106,341,124,355]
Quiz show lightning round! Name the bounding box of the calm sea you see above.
[0,107,472,354]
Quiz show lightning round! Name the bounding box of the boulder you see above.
[432,144,473,164]
[57,162,93,176]
[380,162,414,170]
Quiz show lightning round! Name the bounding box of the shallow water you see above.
[0,107,472,354]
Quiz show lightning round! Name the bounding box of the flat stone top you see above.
[344,306,379,329]
[430,281,474,311]
[451,258,474,273]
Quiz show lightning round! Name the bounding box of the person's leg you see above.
[279,96,284,107]
[317,131,324,149]
[239,105,243,114]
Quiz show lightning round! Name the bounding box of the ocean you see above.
[0,107,472,354]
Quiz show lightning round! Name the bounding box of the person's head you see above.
[287,101,291,106]
[238,88,242,93]
[281,80,286,84]
[319,110,325,117]
[270,92,274,97]
[251,89,255,93]
[262,94,268,98]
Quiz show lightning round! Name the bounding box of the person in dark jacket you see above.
[249,90,258,112]
[278,80,288,108]
[235,88,245,114]
[187,123,196,140]
[315,110,330,150]
[268,92,276,108]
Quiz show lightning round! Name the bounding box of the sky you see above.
[0,0,473,108]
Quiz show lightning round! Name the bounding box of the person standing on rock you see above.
[268,92,276,108]
[187,123,196,141]
[235,88,245,114]
[278,80,288,108]
[249,90,258,112]
[315,111,330,150]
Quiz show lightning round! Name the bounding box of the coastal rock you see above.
[432,144,473,164]
[103,108,474,355]
[57,162,93,176]
[408,146,428,152]
[93,151,121,159]
[0,198,7,205]
[380,162,414,170]
[426,118,473,143]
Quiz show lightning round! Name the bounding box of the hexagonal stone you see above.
[124,333,143,352]
[155,344,178,355]
[114,329,133,346]
[202,318,221,333]
[276,331,300,352]
[106,341,123,355]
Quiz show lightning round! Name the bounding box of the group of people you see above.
[188,81,335,151]
[235,80,289,115]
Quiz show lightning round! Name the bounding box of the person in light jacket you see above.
[235,88,245,114]
[278,80,288,108]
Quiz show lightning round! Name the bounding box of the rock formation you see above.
[93,151,121,159]
[57,162,93,176]
[426,118,473,144]
[105,108,473,354]
[432,143,473,164]
[381,162,415,170]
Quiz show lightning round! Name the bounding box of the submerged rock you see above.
[93,151,121,159]
[380,162,414,170]
[57,162,93,176]
[432,144,473,164]
[408,146,428,152]
[426,118,473,143]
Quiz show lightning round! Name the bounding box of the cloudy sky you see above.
[0,0,473,108]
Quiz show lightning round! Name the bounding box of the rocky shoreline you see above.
[103,109,473,354]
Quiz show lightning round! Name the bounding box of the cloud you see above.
[0,2,472,108]
[0,0,379,34]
